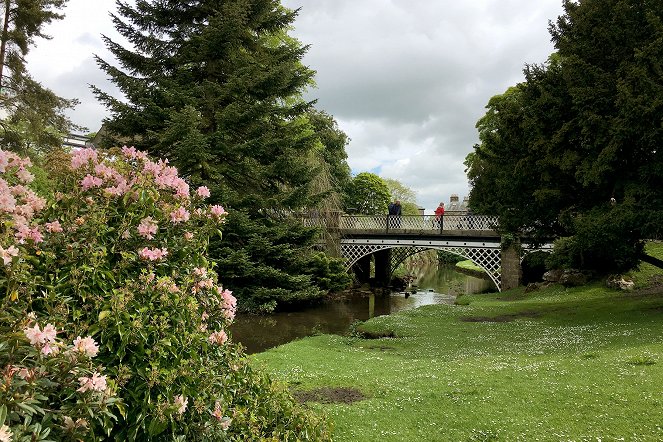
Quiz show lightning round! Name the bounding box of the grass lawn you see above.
[253,242,663,441]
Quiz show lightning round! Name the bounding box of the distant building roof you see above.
[63,133,93,149]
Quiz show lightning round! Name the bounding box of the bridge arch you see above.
[341,239,503,290]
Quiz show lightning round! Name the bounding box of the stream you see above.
[230,263,494,354]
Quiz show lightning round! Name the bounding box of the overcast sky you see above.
[26,0,565,213]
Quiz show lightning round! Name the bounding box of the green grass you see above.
[253,242,663,441]
[455,259,484,272]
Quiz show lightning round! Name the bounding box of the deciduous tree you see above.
[344,172,391,215]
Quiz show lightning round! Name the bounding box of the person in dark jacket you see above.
[388,200,402,228]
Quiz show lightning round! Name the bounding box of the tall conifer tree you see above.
[93,0,318,209]
[94,0,351,310]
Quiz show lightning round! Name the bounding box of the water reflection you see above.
[231,264,492,354]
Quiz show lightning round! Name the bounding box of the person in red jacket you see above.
[434,202,445,229]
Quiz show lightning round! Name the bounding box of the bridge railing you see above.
[337,213,498,232]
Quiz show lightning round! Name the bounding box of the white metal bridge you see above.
[301,213,552,291]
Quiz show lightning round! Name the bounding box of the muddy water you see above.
[230,264,494,354]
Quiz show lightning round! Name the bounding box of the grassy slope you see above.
[254,243,663,441]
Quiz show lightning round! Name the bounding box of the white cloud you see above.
[25,0,565,211]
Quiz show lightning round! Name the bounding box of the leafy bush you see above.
[548,206,644,274]
[1,148,331,440]
[437,250,464,265]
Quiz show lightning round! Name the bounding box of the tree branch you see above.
[640,252,663,270]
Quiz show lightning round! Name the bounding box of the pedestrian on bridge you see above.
[434,202,445,230]
[388,200,402,228]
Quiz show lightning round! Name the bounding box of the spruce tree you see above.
[94,0,351,310]
[94,0,318,209]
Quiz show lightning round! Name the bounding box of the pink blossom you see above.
[184,231,194,240]
[195,278,214,291]
[170,206,190,224]
[138,247,168,261]
[0,150,9,173]
[211,402,223,421]
[208,330,228,345]
[137,217,158,239]
[210,205,226,218]
[19,226,43,244]
[193,267,207,277]
[45,220,63,233]
[16,167,34,183]
[0,424,14,442]
[121,145,148,161]
[94,163,119,179]
[219,417,232,430]
[220,288,237,321]
[77,371,107,393]
[9,183,27,196]
[24,323,57,346]
[0,191,16,212]
[104,175,131,196]
[71,148,98,169]
[41,342,59,356]
[196,186,211,198]
[73,336,99,357]
[42,323,57,342]
[174,395,188,414]
[121,230,131,239]
[81,174,103,191]
[1,245,19,265]
[23,190,46,212]
[121,145,138,159]
[211,403,231,429]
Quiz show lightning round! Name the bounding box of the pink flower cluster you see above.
[73,336,100,357]
[210,205,226,218]
[138,247,168,261]
[142,157,190,198]
[77,371,107,393]
[211,402,231,429]
[208,330,228,345]
[218,287,237,322]
[24,322,59,356]
[196,186,211,198]
[0,245,18,265]
[174,395,188,414]
[137,216,158,239]
[170,206,190,224]
[1,150,48,249]
[71,148,98,169]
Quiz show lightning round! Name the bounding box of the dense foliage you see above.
[344,172,391,215]
[466,0,663,273]
[0,0,79,155]
[383,178,420,216]
[0,148,331,440]
[93,0,351,311]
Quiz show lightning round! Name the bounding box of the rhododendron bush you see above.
[0,148,331,441]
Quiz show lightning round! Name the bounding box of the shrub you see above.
[1,148,331,440]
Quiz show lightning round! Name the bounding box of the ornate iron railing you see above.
[337,213,498,232]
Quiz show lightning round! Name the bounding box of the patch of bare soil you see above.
[631,275,663,298]
[293,387,367,405]
[460,310,541,323]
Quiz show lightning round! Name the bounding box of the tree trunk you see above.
[0,0,11,92]
[640,252,663,270]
